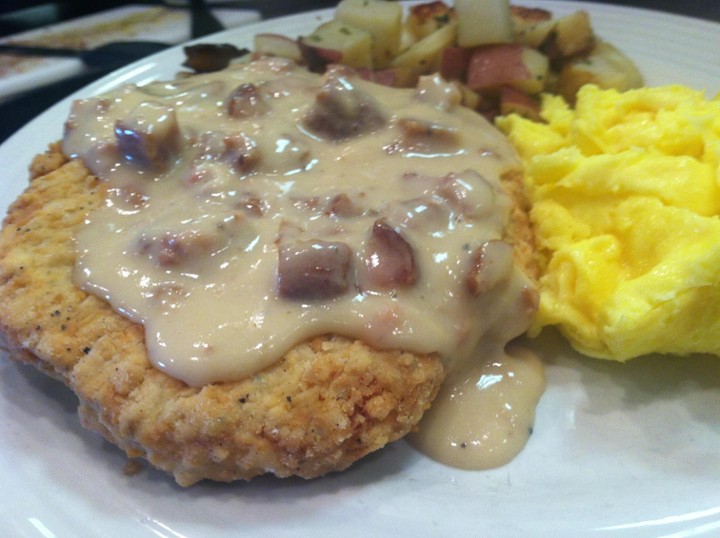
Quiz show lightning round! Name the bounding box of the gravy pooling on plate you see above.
[63,57,543,469]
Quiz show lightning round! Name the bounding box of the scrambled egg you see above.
[496,84,720,361]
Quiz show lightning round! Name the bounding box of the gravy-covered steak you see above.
[0,58,539,485]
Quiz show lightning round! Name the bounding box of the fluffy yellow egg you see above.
[496,84,720,360]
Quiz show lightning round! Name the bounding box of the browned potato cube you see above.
[555,41,644,102]
[406,1,455,41]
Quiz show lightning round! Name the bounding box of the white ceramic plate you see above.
[1,2,719,537]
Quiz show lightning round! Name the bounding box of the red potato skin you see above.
[254,33,303,62]
[465,44,530,91]
[499,86,541,120]
[440,47,472,81]
[298,40,344,72]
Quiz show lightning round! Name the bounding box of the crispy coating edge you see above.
[502,168,539,282]
[0,145,445,485]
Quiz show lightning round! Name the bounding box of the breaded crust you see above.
[502,168,539,282]
[0,145,445,485]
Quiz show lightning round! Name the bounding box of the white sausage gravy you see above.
[63,57,544,470]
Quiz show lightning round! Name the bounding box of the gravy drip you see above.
[410,344,545,469]
[63,58,543,468]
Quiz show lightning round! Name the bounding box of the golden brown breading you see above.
[502,168,539,282]
[0,145,445,485]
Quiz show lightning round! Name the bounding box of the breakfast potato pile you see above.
[251,0,643,119]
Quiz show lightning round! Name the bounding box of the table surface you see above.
[0,0,718,143]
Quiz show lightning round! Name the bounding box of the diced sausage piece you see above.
[466,240,514,295]
[437,170,499,220]
[360,219,418,290]
[326,193,361,217]
[137,230,217,268]
[136,214,243,268]
[222,133,260,173]
[277,240,353,299]
[226,83,270,119]
[236,193,265,217]
[386,118,459,155]
[194,131,260,174]
[302,75,387,141]
[114,102,180,172]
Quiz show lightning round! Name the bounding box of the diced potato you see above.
[390,22,457,76]
[457,82,482,110]
[514,9,594,57]
[253,33,303,63]
[455,0,513,47]
[555,41,644,102]
[301,20,373,69]
[335,0,403,68]
[466,44,549,94]
[399,24,418,53]
[514,18,555,49]
[406,1,455,41]
[516,10,595,60]
[511,5,552,34]
[511,6,553,48]
[544,10,594,59]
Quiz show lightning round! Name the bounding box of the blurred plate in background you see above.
[0,4,259,99]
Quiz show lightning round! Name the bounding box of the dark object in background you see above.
[182,43,249,73]
[189,0,225,38]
